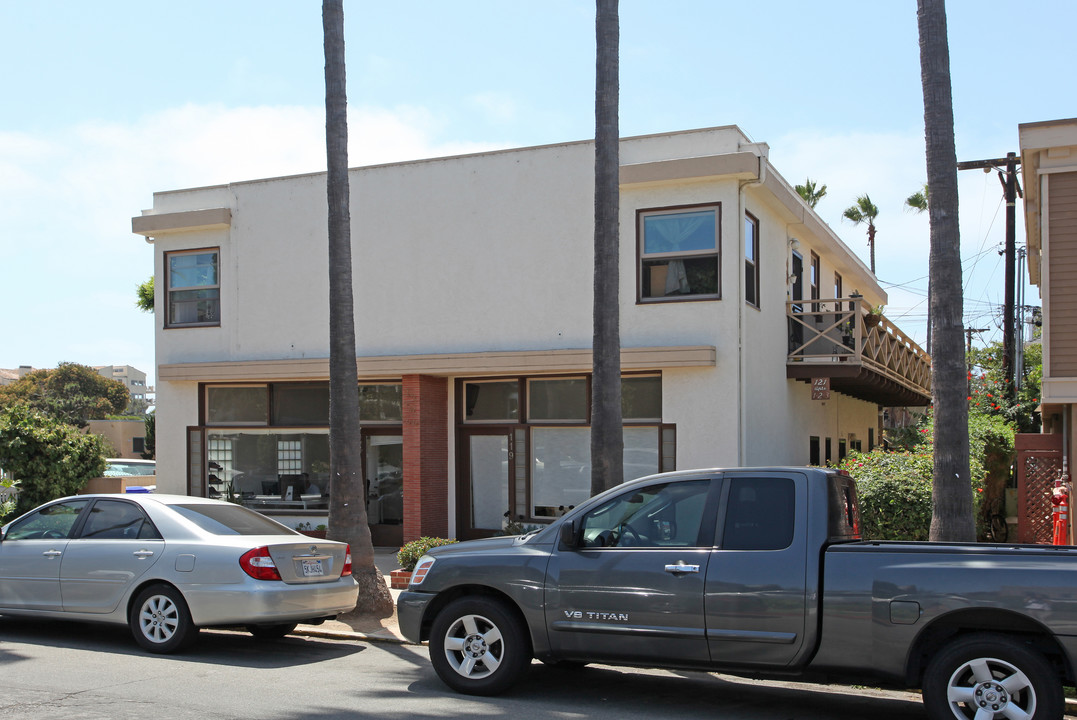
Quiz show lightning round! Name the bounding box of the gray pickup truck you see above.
[397,467,1077,719]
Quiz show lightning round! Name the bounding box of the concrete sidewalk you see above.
[296,547,409,644]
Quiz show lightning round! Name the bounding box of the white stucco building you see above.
[132,126,930,544]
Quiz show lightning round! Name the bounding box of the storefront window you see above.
[358,384,403,422]
[464,381,519,422]
[622,376,661,420]
[273,384,329,425]
[206,429,329,510]
[528,378,587,422]
[206,387,267,425]
[530,425,661,518]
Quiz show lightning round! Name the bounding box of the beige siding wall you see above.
[1049,172,1077,377]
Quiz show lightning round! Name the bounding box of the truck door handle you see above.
[665,563,700,574]
[43,550,63,559]
[133,550,155,559]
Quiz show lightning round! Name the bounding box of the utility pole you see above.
[956,153,1022,401]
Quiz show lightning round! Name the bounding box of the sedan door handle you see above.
[133,550,155,559]
[42,550,63,558]
[665,562,700,574]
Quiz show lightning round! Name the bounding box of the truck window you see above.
[579,480,710,548]
[721,477,795,551]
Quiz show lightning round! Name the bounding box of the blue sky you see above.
[2,0,1073,388]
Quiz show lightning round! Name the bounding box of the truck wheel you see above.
[922,634,1062,720]
[429,597,530,695]
[129,584,198,653]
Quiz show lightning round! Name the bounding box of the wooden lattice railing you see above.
[787,297,931,399]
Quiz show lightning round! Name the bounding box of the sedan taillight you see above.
[340,544,352,577]
[240,546,281,581]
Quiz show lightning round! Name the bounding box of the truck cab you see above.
[398,467,860,693]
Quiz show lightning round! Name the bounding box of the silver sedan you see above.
[0,493,359,652]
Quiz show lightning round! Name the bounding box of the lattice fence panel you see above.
[1022,455,1060,544]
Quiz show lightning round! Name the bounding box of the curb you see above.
[295,627,412,645]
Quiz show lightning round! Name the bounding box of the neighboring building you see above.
[94,365,153,407]
[0,366,35,386]
[1020,117,1077,478]
[132,126,930,545]
[88,418,149,459]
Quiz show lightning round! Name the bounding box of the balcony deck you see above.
[786,298,931,407]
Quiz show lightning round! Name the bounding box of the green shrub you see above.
[841,451,934,540]
[0,405,108,515]
[840,447,984,541]
[397,536,458,572]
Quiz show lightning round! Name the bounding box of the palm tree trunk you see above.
[917,0,974,542]
[590,0,623,497]
[323,0,392,612]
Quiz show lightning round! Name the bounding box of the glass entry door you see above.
[364,432,403,547]
[459,430,512,539]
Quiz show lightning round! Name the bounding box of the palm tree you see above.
[917,0,973,542]
[906,184,931,351]
[590,0,623,497]
[322,0,392,613]
[842,194,880,274]
[795,178,827,209]
[905,184,929,213]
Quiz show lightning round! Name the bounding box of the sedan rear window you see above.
[170,504,299,536]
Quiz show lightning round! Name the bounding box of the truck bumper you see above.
[396,590,435,643]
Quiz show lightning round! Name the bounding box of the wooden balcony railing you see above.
[786,297,932,406]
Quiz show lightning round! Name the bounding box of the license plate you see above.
[301,559,325,577]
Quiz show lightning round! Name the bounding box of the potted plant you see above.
[393,536,458,588]
[864,304,884,329]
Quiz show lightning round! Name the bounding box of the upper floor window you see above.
[809,251,821,311]
[745,213,760,307]
[639,206,720,301]
[166,249,220,327]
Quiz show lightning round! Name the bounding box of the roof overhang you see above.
[158,345,717,383]
[132,207,232,239]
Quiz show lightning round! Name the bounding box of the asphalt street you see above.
[0,616,931,720]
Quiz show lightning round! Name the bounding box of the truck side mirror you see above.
[560,518,580,549]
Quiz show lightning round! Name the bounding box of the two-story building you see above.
[1020,118,1077,491]
[132,125,930,544]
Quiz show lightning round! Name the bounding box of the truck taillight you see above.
[341,544,353,577]
[239,546,281,581]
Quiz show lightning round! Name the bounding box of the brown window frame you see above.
[165,247,221,329]
[745,212,760,308]
[636,203,722,304]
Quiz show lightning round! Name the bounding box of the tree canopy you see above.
[969,338,1042,433]
[136,276,154,313]
[0,362,129,428]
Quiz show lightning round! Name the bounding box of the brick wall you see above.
[402,375,449,541]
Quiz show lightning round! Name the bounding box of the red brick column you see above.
[402,375,449,541]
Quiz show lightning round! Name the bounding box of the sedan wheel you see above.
[922,634,1061,720]
[429,597,530,695]
[130,584,197,653]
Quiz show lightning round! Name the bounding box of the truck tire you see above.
[922,633,1062,720]
[429,596,531,695]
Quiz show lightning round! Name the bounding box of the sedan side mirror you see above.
[560,518,580,549]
